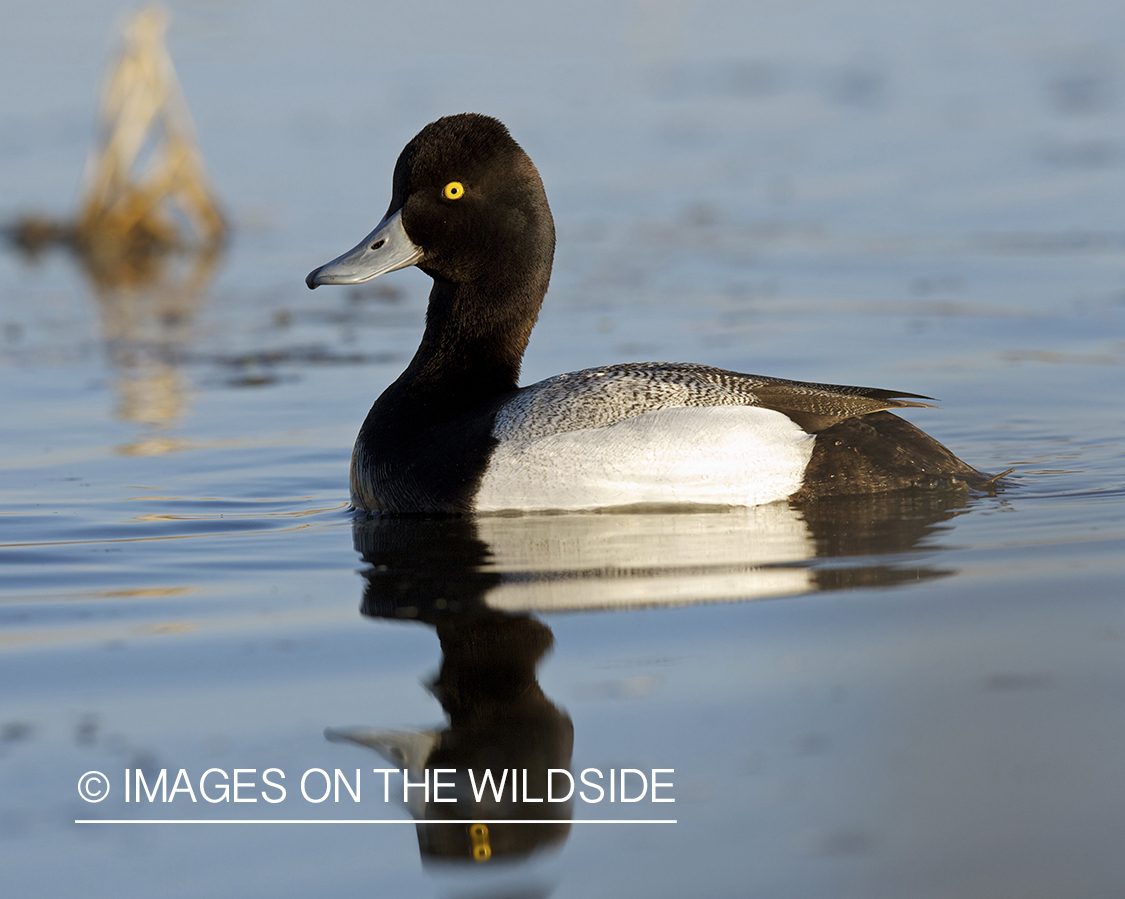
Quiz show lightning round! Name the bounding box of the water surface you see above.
[2,1,1124,896]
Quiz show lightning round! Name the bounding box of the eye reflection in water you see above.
[330,485,991,867]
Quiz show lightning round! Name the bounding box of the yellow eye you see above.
[443,181,465,200]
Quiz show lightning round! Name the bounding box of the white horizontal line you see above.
[75,819,676,825]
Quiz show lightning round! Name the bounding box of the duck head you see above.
[306,113,555,293]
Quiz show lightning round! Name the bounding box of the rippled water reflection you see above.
[3,0,1125,896]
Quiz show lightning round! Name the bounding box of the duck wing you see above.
[498,362,934,438]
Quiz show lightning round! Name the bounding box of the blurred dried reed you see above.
[8,5,224,286]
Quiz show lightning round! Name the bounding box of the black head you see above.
[396,114,554,284]
[307,114,555,291]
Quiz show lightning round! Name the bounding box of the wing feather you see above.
[497,362,935,438]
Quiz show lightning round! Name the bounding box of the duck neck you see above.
[385,272,546,416]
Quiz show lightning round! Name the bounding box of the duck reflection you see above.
[332,517,573,866]
[376,491,970,617]
[797,490,974,591]
[330,487,980,867]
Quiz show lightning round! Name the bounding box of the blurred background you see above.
[2,2,1124,897]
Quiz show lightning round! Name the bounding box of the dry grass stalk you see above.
[77,5,224,257]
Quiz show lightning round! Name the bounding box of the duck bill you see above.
[305,209,423,289]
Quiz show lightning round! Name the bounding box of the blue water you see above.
[2,1,1124,896]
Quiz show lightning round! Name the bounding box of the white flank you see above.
[473,406,814,512]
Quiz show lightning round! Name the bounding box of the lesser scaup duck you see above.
[307,113,984,514]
